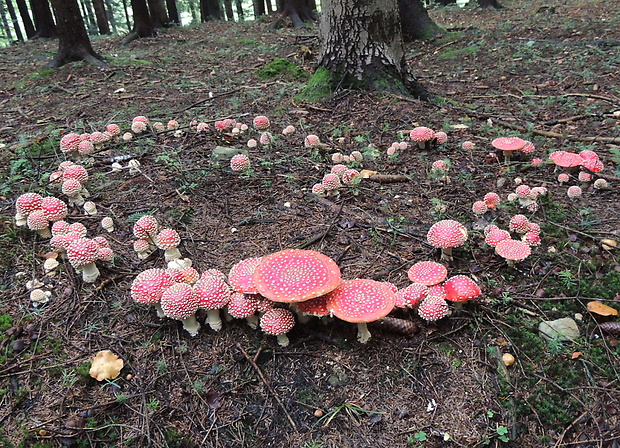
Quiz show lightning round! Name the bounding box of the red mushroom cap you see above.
[66,238,100,269]
[62,164,88,183]
[252,249,341,303]
[26,209,49,233]
[51,220,70,236]
[227,293,260,319]
[193,274,232,310]
[16,193,43,216]
[230,154,250,172]
[509,214,530,234]
[491,137,526,152]
[443,275,481,303]
[295,294,330,317]
[395,283,429,308]
[325,279,395,323]
[549,151,583,168]
[156,228,181,250]
[160,283,199,320]
[495,239,531,263]
[228,257,263,294]
[417,295,450,321]
[410,126,435,142]
[60,133,81,153]
[427,220,468,249]
[62,179,83,197]
[581,158,604,173]
[133,215,159,239]
[407,261,448,286]
[260,308,295,336]
[130,268,176,305]
[253,115,271,130]
[485,228,511,248]
[41,196,68,222]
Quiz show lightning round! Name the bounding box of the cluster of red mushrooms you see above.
[130,247,482,345]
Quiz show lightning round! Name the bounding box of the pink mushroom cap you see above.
[228,257,263,294]
[407,261,448,286]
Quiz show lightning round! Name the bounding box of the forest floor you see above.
[1,0,620,447]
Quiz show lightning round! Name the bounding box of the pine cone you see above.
[369,316,419,336]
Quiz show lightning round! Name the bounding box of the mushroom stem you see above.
[356,322,372,344]
[155,302,166,318]
[81,262,100,283]
[181,315,201,337]
[205,310,223,331]
[245,314,259,329]
[164,247,182,262]
[276,333,290,347]
[36,228,52,239]
[440,247,453,262]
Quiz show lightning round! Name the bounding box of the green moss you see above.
[109,56,153,67]
[257,58,309,81]
[0,313,12,332]
[295,67,335,102]
[438,45,479,60]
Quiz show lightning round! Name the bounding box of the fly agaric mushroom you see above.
[228,257,263,294]
[509,215,530,234]
[304,134,321,148]
[27,210,51,238]
[443,275,481,309]
[61,179,85,206]
[549,151,583,170]
[230,154,250,173]
[325,279,396,344]
[260,308,296,347]
[15,192,43,225]
[130,268,176,317]
[227,293,260,328]
[89,350,124,381]
[321,173,341,191]
[83,201,97,215]
[253,115,270,130]
[193,273,232,331]
[485,227,511,248]
[417,295,450,321]
[495,239,531,266]
[427,219,468,261]
[395,283,429,308]
[41,196,68,223]
[156,228,182,262]
[567,185,582,199]
[60,133,81,154]
[407,261,448,286]
[133,215,159,241]
[160,283,201,336]
[491,137,526,161]
[252,249,341,303]
[294,294,331,319]
[409,126,435,149]
[66,238,101,282]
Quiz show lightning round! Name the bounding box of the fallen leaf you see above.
[601,239,617,250]
[359,169,378,179]
[587,301,619,317]
[571,351,583,359]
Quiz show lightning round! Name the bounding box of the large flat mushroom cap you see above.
[492,137,526,152]
[252,249,341,303]
[326,279,395,323]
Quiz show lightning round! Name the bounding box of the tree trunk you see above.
[5,0,25,41]
[265,0,273,13]
[92,0,111,34]
[16,0,36,38]
[81,0,97,33]
[121,0,155,44]
[30,0,57,38]
[147,0,169,27]
[47,0,107,67]
[252,0,264,18]
[270,0,316,29]
[477,0,502,8]
[200,0,223,20]
[223,0,234,20]
[434,0,456,4]
[398,0,443,41]
[165,0,180,24]
[121,0,131,29]
[0,0,14,40]
[188,0,198,23]
[308,0,428,100]
[234,0,243,20]
[105,0,118,33]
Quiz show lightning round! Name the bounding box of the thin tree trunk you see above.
[48,0,107,67]
[398,0,443,41]
[147,0,169,27]
[83,0,98,32]
[0,0,14,40]
[223,0,234,20]
[165,0,180,24]
[92,0,111,34]
[16,0,36,37]
[312,0,428,99]
[105,0,117,33]
[265,0,273,13]
[30,0,57,38]
[121,0,155,44]
[6,0,24,41]
[200,0,222,20]
[234,0,243,20]
[121,0,130,29]
[270,0,316,29]
[252,0,264,18]
[477,0,501,8]
[188,0,198,23]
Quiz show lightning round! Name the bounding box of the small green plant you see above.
[147,398,160,412]
[557,270,577,289]
[496,425,509,443]
[60,370,78,386]
[156,359,168,373]
[317,401,384,428]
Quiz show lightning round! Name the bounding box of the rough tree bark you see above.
[121,0,155,44]
[200,0,223,21]
[234,0,244,20]
[165,0,180,24]
[16,0,36,38]
[306,0,428,100]
[47,0,107,68]
[5,0,25,41]
[269,0,316,29]
[147,0,169,27]
[398,0,443,41]
[0,0,14,40]
[252,0,265,18]
[92,0,111,34]
[30,0,57,38]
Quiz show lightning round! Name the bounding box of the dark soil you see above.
[1,1,619,447]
